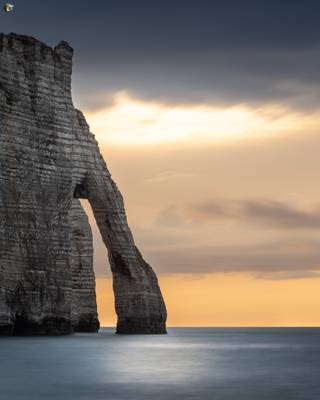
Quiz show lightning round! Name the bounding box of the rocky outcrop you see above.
[0,33,167,335]
[70,200,99,332]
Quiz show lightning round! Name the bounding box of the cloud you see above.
[74,92,115,113]
[144,199,320,279]
[6,1,318,111]
[146,171,196,184]
[145,239,320,277]
[188,200,320,230]
[153,206,184,228]
[253,271,320,281]
[73,1,320,111]
[83,91,320,148]
[74,47,320,112]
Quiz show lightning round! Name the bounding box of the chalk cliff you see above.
[70,200,99,332]
[0,33,167,335]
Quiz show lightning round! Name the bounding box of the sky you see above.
[2,0,320,326]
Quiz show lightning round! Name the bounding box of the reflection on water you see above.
[0,328,320,399]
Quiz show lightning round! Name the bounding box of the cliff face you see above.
[0,33,167,335]
[70,200,99,332]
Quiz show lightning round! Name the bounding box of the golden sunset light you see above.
[96,274,320,327]
[84,92,320,146]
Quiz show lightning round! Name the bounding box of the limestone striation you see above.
[0,33,167,335]
[70,200,100,333]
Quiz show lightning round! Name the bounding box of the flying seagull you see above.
[3,3,14,12]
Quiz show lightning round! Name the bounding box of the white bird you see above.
[3,3,14,12]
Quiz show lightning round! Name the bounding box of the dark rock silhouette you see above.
[0,33,167,335]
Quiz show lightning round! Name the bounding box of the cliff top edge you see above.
[0,32,73,55]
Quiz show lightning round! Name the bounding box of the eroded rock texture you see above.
[71,200,99,333]
[0,33,167,335]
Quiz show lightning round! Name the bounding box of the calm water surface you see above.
[0,328,319,400]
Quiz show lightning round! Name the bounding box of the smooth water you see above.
[0,328,319,400]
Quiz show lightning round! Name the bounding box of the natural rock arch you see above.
[0,33,167,335]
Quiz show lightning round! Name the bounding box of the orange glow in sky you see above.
[96,274,320,327]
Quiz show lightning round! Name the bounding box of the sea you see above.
[0,328,319,400]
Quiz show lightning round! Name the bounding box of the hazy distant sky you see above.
[2,1,320,326]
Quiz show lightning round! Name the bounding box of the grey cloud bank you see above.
[145,239,320,278]
[148,200,320,278]
[2,0,320,110]
[187,200,320,230]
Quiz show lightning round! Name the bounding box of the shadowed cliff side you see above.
[0,33,167,335]
[71,200,100,333]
